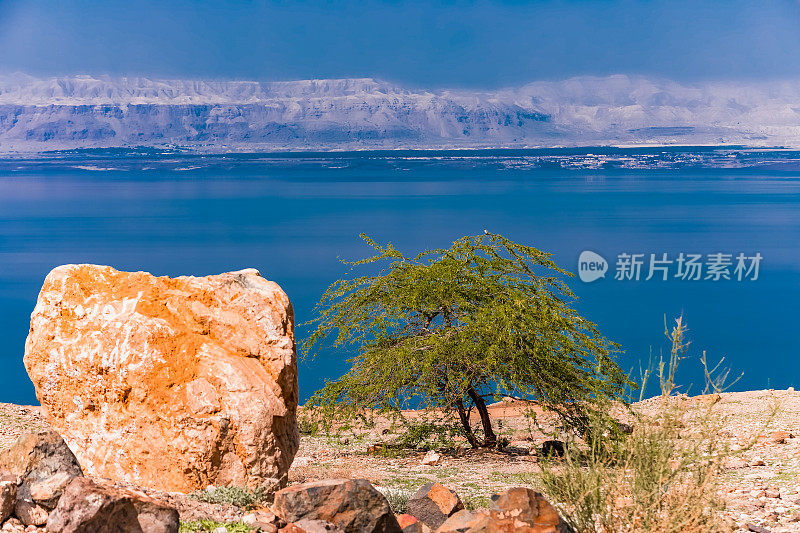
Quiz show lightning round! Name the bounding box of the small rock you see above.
[47,477,179,533]
[206,484,217,493]
[243,510,278,531]
[726,457,748,469]
[0,480,16,523]
[395,514,423,533]
[489,487,573,532]
[1,517,23,532]
[211,528,228,533]
[273,479,401,533]
[765,489,781,499]
[746,523,771,533]
[436,510,490,533]
[767,431,793,444]
[789,387,795,392]
[420,451,441,466]
[750,458,766,467]
[0,431,83,502]
[406,483,463,530]
[14,499,49,526]
[28,471,75,509]
[292,519,345,532]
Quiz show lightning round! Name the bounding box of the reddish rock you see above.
[436,510,490,532]
[24,265,299,493]
[407,483,463,529]
[768,431,793,444]
[46,476,179,533]
[437,489,572,533]
[396,513,425,533]
[0,430,82,507]
[273,479,402,533]
[488,487,573,532]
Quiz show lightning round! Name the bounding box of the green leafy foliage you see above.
[303,233,631,446]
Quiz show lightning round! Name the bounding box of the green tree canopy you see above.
[303,233,630,447]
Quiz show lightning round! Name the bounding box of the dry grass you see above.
[534,316,774,533]
[537,397,739,532]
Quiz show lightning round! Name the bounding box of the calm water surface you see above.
[1,148,799,403]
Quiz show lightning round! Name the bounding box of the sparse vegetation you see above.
[534,315,768,533]
[179,520,251,533]
[188,485,269,510]
[381,487,413,514]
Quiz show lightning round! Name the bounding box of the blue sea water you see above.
[1,147,799,404]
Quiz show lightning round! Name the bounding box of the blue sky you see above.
[1,0,800,87]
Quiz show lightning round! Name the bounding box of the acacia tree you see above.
[303,233,629,448]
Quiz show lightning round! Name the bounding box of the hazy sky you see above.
[1,0,800,87]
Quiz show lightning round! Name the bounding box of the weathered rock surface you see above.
[46,476,179,533]
[273,479,402,533]
[487,487,573,532]
[29,471,74,509]
[24,264,299,493]
[407,483,463,530]
[0,480,15,523]
[285,519,346,532]
[13,498,48,526]
[396,514,425,533]
[0,430,82,503]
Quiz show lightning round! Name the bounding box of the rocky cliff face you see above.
[2,73,798,151]
[23,265,299,494]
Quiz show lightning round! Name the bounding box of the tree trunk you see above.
[468,387,497,448]
[455,399,479,448]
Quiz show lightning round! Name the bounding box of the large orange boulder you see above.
[24,264,299,494]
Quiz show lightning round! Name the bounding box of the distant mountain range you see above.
[1,73,799,152]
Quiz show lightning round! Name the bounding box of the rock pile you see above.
[235,479,573,533]
[0,431,570,532]
[24,265,299,494]
[0,431,178,533]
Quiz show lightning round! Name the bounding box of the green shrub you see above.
[393,418,461,451]
[381,487,413,514]
[188,485,269,510]
[179,520,251,533]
